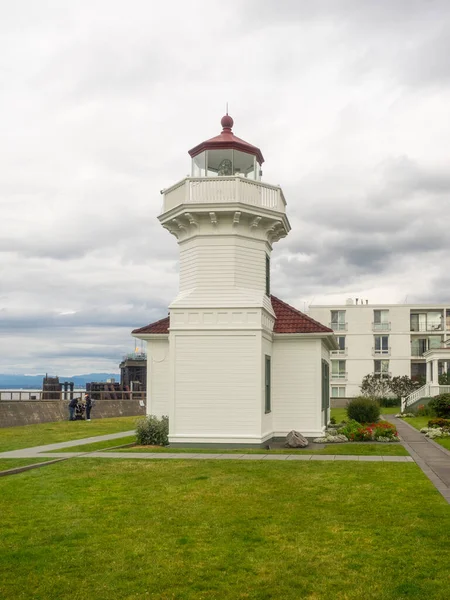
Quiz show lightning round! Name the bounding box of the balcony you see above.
[331,372,347,380]
[411,349,426,358]
[162,176,287,213]
[372,322,391,331]
[372,347,391,356]
[410,324,443,333]
[330,322,347,332]
[330,348,347,357]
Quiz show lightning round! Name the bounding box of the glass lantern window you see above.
[233,150,257,180]
[192,152,206,177]
[206,149,233,177]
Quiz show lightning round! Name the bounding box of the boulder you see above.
[285,430,309,448]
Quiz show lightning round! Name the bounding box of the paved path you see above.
[383,414,450,504]
[2,422,450,506]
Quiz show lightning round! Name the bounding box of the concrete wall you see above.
[0,400,146,428]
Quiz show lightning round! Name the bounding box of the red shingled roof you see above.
[270,296,332,334]
[132,296,331,335]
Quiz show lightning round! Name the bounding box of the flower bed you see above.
[314,420,399,443]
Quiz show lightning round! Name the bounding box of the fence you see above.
[0,390,146,402]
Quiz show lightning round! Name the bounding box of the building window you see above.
[410,312,443,332]
[373,310,390,331]
[331,310,346,331]
[322,360,330,412]
[374,335,389,355]
[265,255,270,296]
[265,355,271,413]
[374,359,389,376]
[331,360,346,379]
[331,386,346,398]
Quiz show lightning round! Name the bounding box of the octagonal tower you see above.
[158,115,291,446]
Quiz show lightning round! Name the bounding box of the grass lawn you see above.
[403,416,450,452]
[111,443,408,456]
[0,417,138,452]
[0,458,56,471]
[0,459,449,600]
[331,406,399,423]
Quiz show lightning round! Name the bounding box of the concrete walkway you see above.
[2,422,450,505]
[383,414,450,504]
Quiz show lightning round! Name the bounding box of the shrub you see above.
[429,394,450,418]
[389,375,421,400]
[415,404,434,417]
[378,397,401,408]
[136,415,169,446]
[346,397,380,423]
[427,418,450,429]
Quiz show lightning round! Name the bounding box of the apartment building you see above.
[308,299,450,398]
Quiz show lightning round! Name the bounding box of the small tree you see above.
[389,375,420,399]
[439,372,450,385]
[360,373,392,400]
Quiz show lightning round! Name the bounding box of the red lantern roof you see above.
[188,114,265,165]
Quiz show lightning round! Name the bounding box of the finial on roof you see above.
[221,113,234,130]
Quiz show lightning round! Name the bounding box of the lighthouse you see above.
[133,115,336,446]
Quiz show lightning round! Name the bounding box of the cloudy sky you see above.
[1,0,450,376]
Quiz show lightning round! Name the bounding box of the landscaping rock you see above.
[326,428,338,435]
[312,434,348,443]
[285,430,309,448]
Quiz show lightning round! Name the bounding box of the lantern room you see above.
[188,114,264,181]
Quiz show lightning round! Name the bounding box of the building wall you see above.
[272,337,324,437]
[146,338,170,417]
[169,331,263,444]
[309,302,450,397]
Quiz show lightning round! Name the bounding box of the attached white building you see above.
[308,299,450,399]
[133,115,337,446]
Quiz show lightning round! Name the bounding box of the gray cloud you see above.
[1,0,450,374]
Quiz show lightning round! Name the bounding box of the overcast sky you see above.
[1,0,450,376]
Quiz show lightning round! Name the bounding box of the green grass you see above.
[0,458,56,471]
[114,443,408,456]
[331,406,399,423]
[0,459,448,600]
[403,416,450,452]
[0,417,138,452]
[46,435,137,453]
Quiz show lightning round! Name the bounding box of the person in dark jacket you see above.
[68,397,78,421]
[84,393,93,421]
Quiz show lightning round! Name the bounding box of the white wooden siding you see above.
[146,339,170,417]
[173,334,259,436]
[272,338,323,436]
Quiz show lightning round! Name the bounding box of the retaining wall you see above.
[0,400,146,428]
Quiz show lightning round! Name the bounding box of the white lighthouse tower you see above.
[133,115,336,446]
[158,114,290,446]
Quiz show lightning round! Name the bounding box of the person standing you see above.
[84,393,93,421]
[68,396,78,421]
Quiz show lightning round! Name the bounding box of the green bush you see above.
[378,397,401,408]
[338,419,398,441]
[415,403,435,417]
[428,418,450,429]
[346,397,380,424]
[428,394,450,419]
[136,415,169,446]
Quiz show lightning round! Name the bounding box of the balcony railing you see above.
[331,348,347,356]
[372,347,390,356]
[411,349,427,357]
[374,372,392,378]
[410,324,443,332]
[330,322,347,331]
[331,372,347,380]
[372,322,391,331]
[162,176,287,213]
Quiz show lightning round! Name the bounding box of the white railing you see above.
[0,389,146,402]
[331,372,347,380]
[330,322,347,331]
[330,349,347,356]
[372,347,391,356]
[402,383,431,411]
[162,177,286,213]
[372,322,391,331]
[402,383,450,411]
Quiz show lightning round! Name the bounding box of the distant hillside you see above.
[0,373,120,389]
